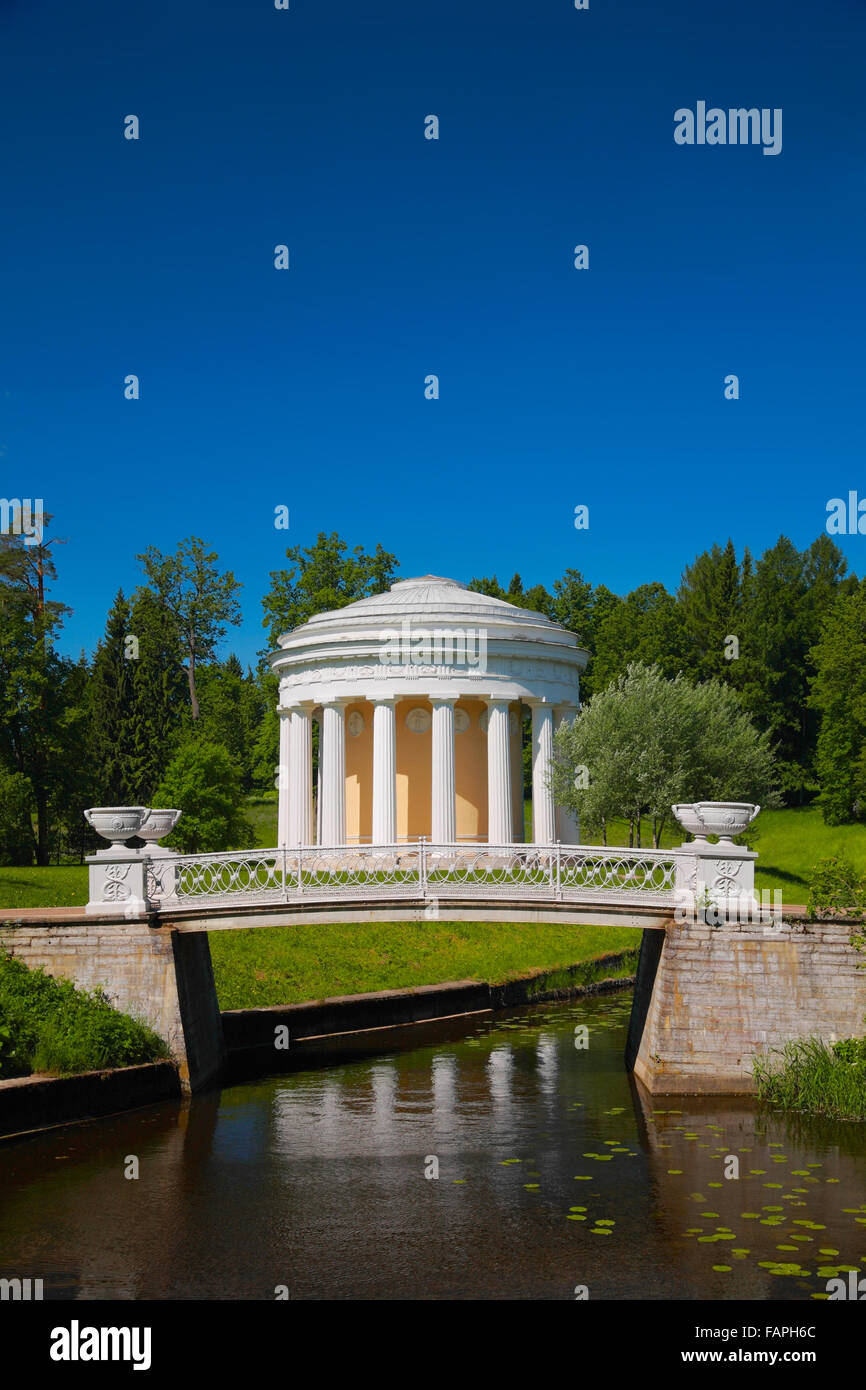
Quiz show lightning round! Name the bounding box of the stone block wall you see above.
[632,916,866,1094]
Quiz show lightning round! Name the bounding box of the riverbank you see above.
[209,920,639,1008]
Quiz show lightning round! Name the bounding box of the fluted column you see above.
[321,701,347,846]
[530,700,556,845]
[510,703,525,842]
[554,703,581,845]
[277,708,291,848]
[288,703,314,847]
[431,698,456,843]
[372,698,397,845]
[486,699,513,844]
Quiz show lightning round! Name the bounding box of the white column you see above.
[431,698,456,843]
[288,704,313,847]
[530,700,556,846]
[372,698,397,845]
[554,703,581,845]
[510,704,525,843]
[486,699,513,844]
[321,701,347,846]
[277,708,291,848]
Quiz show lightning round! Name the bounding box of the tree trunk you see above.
[187,650,200,720]
[601,817,607,847]
[35,789,49,867]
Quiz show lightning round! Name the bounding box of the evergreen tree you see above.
[193,655,267,791]
[0,513,83,864]
[737,535,851,801]
[677,539,745,682]
[589,583,687,693]
[809,578,866,824]
[87,590,137,804]
[126,590,187,801]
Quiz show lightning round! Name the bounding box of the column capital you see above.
[285,698,317,714]
[320,696,351,710]
[429,695,457,707]
[523,695,554,708]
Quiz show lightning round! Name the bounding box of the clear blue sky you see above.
[2,0,864,666]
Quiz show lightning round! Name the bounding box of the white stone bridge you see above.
[86,828,766,935]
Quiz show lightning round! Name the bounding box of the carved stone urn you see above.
[672,801,760,844]
[84,806,150,849]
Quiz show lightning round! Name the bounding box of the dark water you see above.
[1,991,865,1300]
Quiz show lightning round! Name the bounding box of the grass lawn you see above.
[0,865,89,910]
[245,792,279,847]
[749,807,866,898]
[209,921,639,1009]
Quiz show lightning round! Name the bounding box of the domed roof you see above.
[276,575,580,646]
[270,574,587,702]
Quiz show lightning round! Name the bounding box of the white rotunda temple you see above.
[270,575,588,847]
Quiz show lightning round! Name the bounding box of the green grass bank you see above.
[0,955,170,1079]
[208,921,639,1009]
[753,1037,866,1122]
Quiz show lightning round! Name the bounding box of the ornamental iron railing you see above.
[143,839,682,913]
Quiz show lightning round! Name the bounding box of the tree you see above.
[677,539,747,683]
[0,514,84,864]
[87,590,137,805]
[0,767,36,865]
[468,573,555,618]
[262,533,398,648]
[552,569,593,643]
[736,535,852,801]
[550,663,781,847]
[809,579,866,825]
[589,583,688,693]
[137,537,242,720]
[153,740,254,854]
[192,656,266,791]
[125,589,188,801]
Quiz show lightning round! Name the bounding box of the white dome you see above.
[270,574,587,707]
[275,574,582,649]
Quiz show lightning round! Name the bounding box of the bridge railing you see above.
[136,839,684,914]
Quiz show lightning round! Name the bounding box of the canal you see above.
[1,990,865,1300]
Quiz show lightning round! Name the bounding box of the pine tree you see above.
[88,590,137,804]
[677,539,744,682]
[126,590,187,801]
[810,578,866,824]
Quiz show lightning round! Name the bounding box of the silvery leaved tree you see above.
[549,662,781,848]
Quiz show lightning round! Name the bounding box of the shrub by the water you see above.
[832,1036,866,1066]
[807,854,866,920]
[0,955,169,1078]
[753,1036,866,1122]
